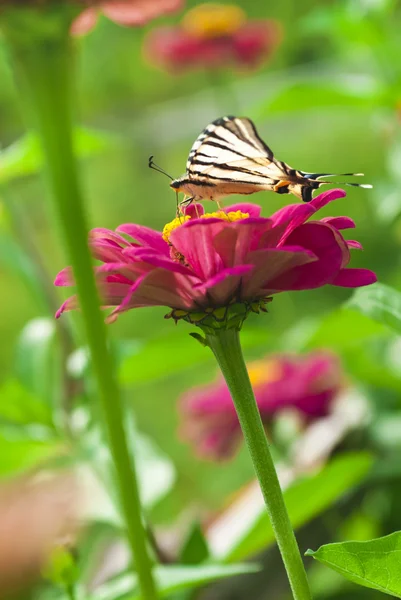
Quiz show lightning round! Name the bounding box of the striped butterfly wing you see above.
[186,116,293,192]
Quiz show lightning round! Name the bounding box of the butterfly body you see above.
[170,116,370,203]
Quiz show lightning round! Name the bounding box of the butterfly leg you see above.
[178,196,195,218]
[215,198,224,210]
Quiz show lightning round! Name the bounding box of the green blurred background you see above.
[1,0,401,597]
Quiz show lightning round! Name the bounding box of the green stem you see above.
[66,584,76,600]
[205,328,312,600]
[2,14,157,600]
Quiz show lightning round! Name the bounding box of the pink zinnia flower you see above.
[71,0,185,36]
[143,3,281,72]
[179,351,343,460]
[55,189,376,325]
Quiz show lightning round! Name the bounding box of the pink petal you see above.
[268,222,347,290]
[331,269,377,287]
[107,274,148,318]
[223,203,262,218]
[233,21,282,67]
[90,240,127,263]
[321,216,355,230]
[102,0,184,27]
[56,296,78,318]
[122,247,196,276]
[55,267,74,287]
[70,8,99,36]
[347,240,363,250]
[185,203,205,218]
[309,188,347,211]
[195,264,254,305]
[57,282,137,319]
[270,189,346,246]
[243,246,317,297]
[170,221,226,279]
[143,27,202,72]
[122,269,202,310]
[269,203,316,244]
[90,228,131,247]
[212,219,273,267]
[116,223,168,255]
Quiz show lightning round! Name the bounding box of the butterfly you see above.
[167,115,371,204]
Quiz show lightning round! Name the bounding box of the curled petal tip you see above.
[55,306,64,319]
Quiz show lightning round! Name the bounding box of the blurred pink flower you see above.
[143,3,281,72]
[179,351,343,460]
[72,0,185,36]
[55,189,376,323]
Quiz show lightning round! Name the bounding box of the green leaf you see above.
[0,128,115,184]
[347,283,401,335]
[119,328,270,385]
[14,317,60,405]
[79,415,176,526]
[42,546,79,587]
[258,81,380,117]
[306,531,401,598]
[293,308,389,352]
[0,379,53,427]
[222,452,374,562]
[92,564,260,600]
[0,228,47,310]
[179,523,210,565]
[134,430,176,509]
[0,432,61,477]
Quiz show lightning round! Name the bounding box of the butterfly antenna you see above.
[148,156,174,181]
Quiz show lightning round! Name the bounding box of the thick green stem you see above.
[205,328,312,600]
[2,15,157,600]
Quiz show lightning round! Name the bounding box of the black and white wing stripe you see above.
[185,116,292,186]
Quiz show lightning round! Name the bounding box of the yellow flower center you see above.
[182,3,246,39]
[162,210,249,244]
[247,359,283,387]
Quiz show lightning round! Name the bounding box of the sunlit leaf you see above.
[79,414,176,526]
[0,128,115,184]
[287,308,388,352]
[0,230,45,309]
[347,283,401,335]
[92,564,260,600]
[14,317,60,405]
[119,328,270,385]
[370,414,401,449]
[134,430,176,509]
[306,531,401,598]
[0,379,53,427]
[222,452,373,562]
[0,432,61,477]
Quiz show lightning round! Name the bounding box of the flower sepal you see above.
[165,296,272,334]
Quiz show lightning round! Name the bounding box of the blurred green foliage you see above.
[1,0,401,598]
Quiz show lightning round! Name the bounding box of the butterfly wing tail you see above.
[300,171,366,180]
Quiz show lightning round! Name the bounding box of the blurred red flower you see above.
[179,351,343,460]
[143,2,282,72]
[54,189,376,324]
[72,0,185,36]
